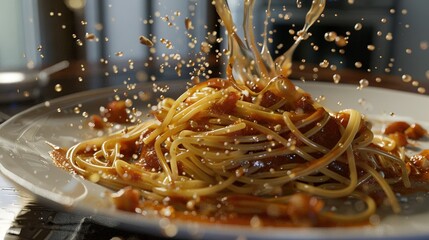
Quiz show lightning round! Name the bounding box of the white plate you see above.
[1,80,429,240]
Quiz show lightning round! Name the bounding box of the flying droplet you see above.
[402,74,412,83]
[335,36,348,47]
[89,173,100,183]
[420,41,428,50]
[333,74,341,84]
[324,31,337,42]
[54,84,62,92]
[354,62,362,68]
[185,17,194,30]
[139,35,154,47]
[354,23,362,31]
[73,107,80,114]
[85,33,96,41]
[319,60,329,68]
[359,79,369,88]
[385,33,393,41]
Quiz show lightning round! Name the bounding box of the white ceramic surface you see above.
[1,80,429,240]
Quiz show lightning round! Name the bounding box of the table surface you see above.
[0,61,427,239]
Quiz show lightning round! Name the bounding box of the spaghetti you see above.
[51,75,424,226]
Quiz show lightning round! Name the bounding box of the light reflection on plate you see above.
[1,80,429,240]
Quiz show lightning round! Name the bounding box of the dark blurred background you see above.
[0,0,428,111]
